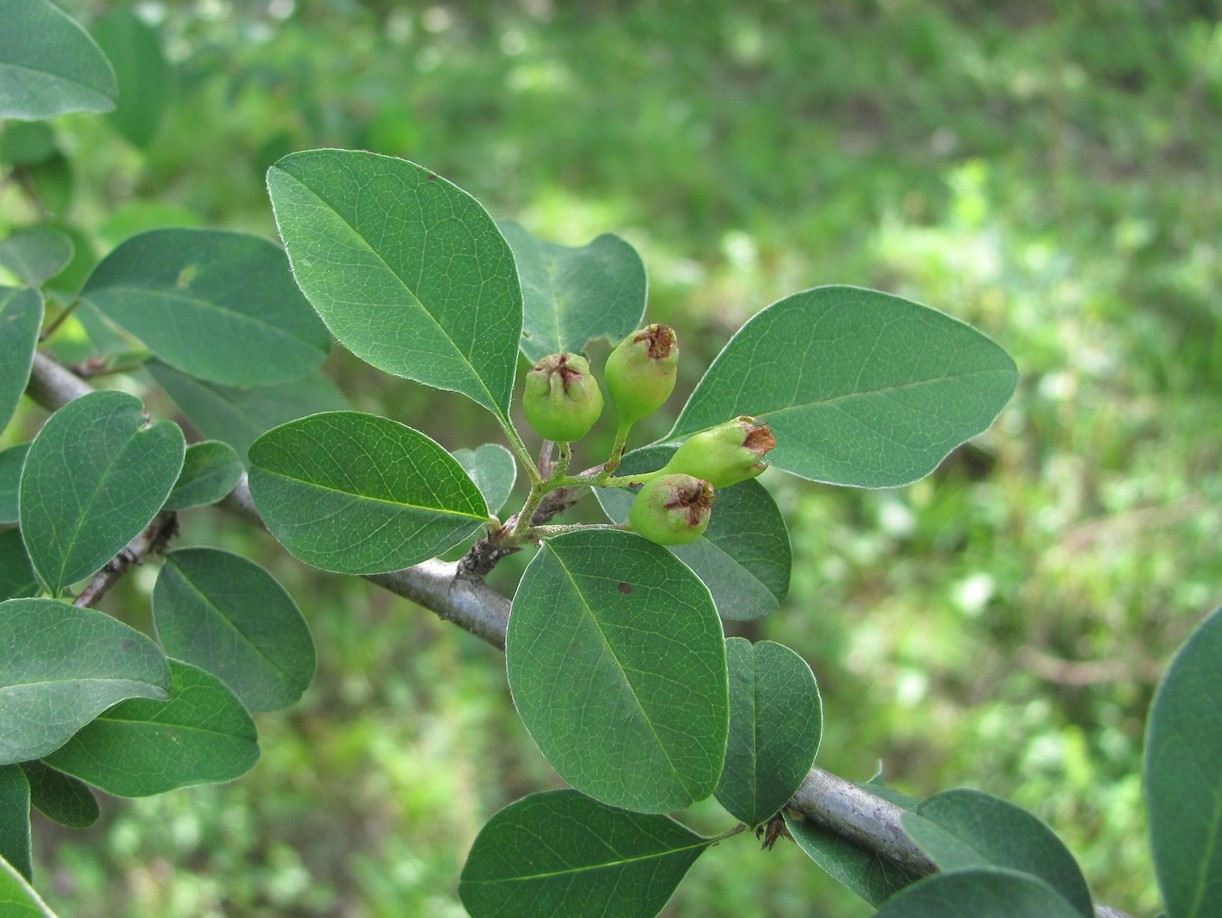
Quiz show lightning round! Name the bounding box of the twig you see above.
[73,513,178,608]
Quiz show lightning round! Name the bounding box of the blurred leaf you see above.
[153,548,315,712]
[1145,605,1222,918]
[0,444,28,523]
[873,866,1082,917]
[18,390,184,595]
[0,227,73,286]
[90,7,169,148]
[0,853,58,917]
[82,229,330,387]
[0,0,116,120]
[147,360,348,463]
[41,659,259,797]
[499,220,647,364]
[0,530,37,600]
[715,638,821,827]
[506,529,727,813]
[163,440,242,510]
[19,761,98,829]
[460,790,710,918]
[15,154,72,221]
[0,287,43,431]
[0,122,57,167]
[0,598,170,766]
[902,789,1093,918]
[267,150,522,419]
[668,286,1018,488]
[784,808,923,906]
[249,411,490,574]
[451,443,517,516]
[0,766,31,881]
[597,445,790,620]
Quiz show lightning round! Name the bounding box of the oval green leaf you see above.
[0,287,43,431]
[1145,605,1222,918]
[41,659,259,797]
[153,548,315,712]
[0,765,31,881]
[82,228,330,387]
[597,446,791,621]
[784,807,923,906]
[18,389,184,595]
[460,790,710,918]
[874,866,1082,917]
[0,445,29,524]
[0,529,38,601]
[0,598,171,765]
[715,638,822,827]
[0,227,73,286]
[668,286,1018,488]
[498,221,647,364]
[451,443,517,516]
[0,853,59,918]
[19,761,98,829]
[506,529,728,813]
[0,0,117,120]
[163,440,243,511]
[90,8,169,149]
[249,411,490,574]
[267,150,522,419]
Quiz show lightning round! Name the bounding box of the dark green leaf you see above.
[507,529,728,813]
[0,227,73,286]
[82,229,330,387]
[41,659,259,797]
[147,360,349,464]
[0,529,38,601]
[0,853,57,917]
[153,548,315,712]
[498,221,647,364]
[0,287,43,431]
[0,766,31,881]
[0,122,57,167]
[873,866,1082,917]
[249,411,490,574]
[0,598,170,765]
[0,445,29,523]
[90,8,169,148]
[460,790,710,918]
[902,788,1093,918]
[163,441,243,511]
[19,761,98,829]
[784,809,923,906]
[668,286,1018,488]
[1145,605,1222,918]
[451,443,517,516]
[0,0,117,120]
[267,150,522,419]
[715,638,821,827]
[18,389,184,595]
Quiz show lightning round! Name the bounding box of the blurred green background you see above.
[4,0,1221,915]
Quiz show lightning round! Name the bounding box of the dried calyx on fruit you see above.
[522,352,604,443]
[604,324,679,426]
[628,473,715,546]
[661,416,775,488]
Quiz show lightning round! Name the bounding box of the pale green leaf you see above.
[91,7,169,149]
[0,854,59,918]
[163,440,243,510]
[452,443,517,516]
[0,227,73,287]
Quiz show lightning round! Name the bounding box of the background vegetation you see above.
[4,1,1220,915]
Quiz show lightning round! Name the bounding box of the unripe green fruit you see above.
[604,324,679,426]
[522,353,604,442]
[661,416,775,488]
[628,473,715,546]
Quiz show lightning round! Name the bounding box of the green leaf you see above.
[0,598,170,765]
[18,389,184,595]
[0,529,38,601]
[506,529,728,813]
[0,445,29,523]
[82,228,330,387]
[0,0,117,120]
[451,443,517,516]
[784,808,923,906]
[498,221,647,364]
[0,122,57,167]
[873,866,1082,917]
[0,853,58,918]
[0,766,31,881]
[19,761,98,829]
[460,790,710,918]
[267,150,522,419]
[0,227,73,286]
[1145,605,1222,918]
[0,287,43,432]
[90,8,169,149]
[41,659,258,797]
[146,360,349,464]
[668,286,1018,488]
[163,441,243,511]
[902,788,1093,918]
[153,548,315,713]
[249,411,490,575]
[597,446,791,621]
[715,638,821,827]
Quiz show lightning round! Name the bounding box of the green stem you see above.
[40,298,81,342]
[602,418,634,475]
[499,416,541,485]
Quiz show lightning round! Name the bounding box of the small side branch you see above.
[73,512,178,608]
